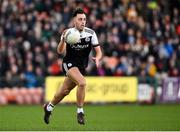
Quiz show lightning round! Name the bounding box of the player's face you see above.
[74,14,86,31]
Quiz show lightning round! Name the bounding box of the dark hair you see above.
[73,8,86,17]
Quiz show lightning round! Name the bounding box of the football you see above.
[65,28,80,44]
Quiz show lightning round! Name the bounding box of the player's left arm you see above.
[91,31,102,68]
[92,45,102,68]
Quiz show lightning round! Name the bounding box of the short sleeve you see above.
[91,32,99,47]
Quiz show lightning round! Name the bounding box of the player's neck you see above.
[74,26,84,32]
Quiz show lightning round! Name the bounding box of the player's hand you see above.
[92,57,100,68]
[62,29,68,42]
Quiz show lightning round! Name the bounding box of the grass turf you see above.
[0,104,180,131]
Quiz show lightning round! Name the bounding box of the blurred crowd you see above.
[0,0,180,88]
[0,87,43,104]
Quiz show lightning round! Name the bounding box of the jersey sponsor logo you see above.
[71,44,89,50]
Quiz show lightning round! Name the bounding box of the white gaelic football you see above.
[65,28,80,44]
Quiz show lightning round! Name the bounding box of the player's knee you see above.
[78,81,86,88]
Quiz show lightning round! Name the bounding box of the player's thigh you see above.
[63,77,77,89]
[56,77,77,94]
[67,67,86,86]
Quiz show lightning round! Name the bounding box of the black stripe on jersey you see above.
[92,44,100,47]
[84,28,94,35]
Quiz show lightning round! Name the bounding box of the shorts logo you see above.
[68,63,72,67]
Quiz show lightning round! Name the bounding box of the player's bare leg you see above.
[51,77,77,105]
[67,67,86,125]
[43,77,76,124]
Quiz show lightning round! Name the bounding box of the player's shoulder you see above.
[67,27,76,31]
[84,27,95,35]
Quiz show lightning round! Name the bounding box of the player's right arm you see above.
[57,30,67,54]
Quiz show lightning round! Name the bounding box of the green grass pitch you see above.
[0,104,180,131]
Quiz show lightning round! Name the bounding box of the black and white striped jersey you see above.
[61,27,99,68]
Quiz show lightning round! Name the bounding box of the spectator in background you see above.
[0,0,179,88]
[35,66,45,87]
[24,64,37,88]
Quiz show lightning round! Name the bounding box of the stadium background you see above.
[0,0,180,130]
